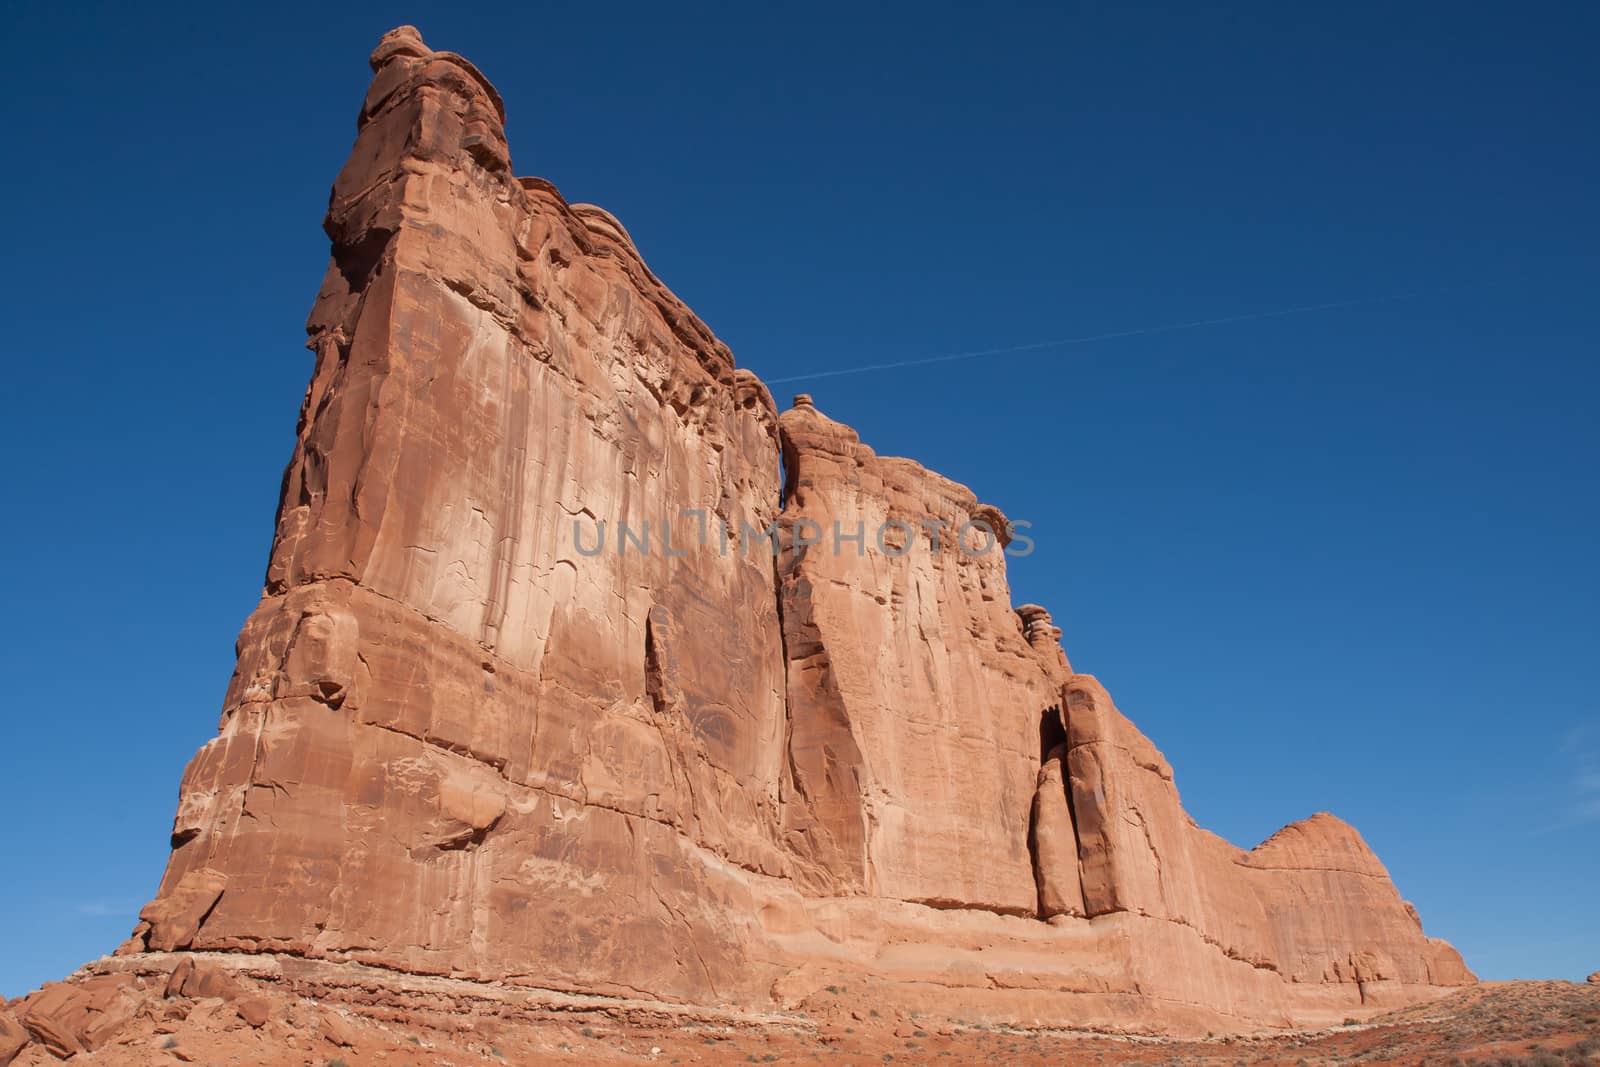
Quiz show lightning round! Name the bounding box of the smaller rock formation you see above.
[0,1012,27,1067]
[1017,603,1073,676]
[1029,737,1085,918]
[1588,971,1600,985]
[7,974,148,1060]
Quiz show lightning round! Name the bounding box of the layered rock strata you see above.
[111,25,1470,1038]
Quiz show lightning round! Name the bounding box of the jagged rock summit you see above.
[4,25,1472,1062]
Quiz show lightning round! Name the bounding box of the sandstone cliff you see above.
[47,25,1470,1043]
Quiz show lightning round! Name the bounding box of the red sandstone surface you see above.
[4,25,1523,1065]
[4,959,1597,1066]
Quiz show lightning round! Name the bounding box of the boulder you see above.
[0,1010,29,1067]
[16,975,142,1057]
[163,958,241,1002]
[138,869,225,952]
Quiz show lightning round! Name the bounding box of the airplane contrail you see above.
[765,286,1471,385]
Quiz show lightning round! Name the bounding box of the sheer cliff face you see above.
[153,26,793,999]
[775,401,1068,913]
[133,26,1471,1033]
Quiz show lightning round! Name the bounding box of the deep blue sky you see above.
[1,2,1594,998]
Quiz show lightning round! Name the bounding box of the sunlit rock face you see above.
[128,25,1472,1035]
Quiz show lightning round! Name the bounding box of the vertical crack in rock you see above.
[772,417,871,892]
[771,545,801,838]
[643,608,670,717]
[481,350,533,652]
[639,602,706,829]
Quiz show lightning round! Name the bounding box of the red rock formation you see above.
[0,1011,28,1067]
[1062,677,1470,989]
[141,23,800,1007]
[776,396,1068,912]
[0,958,1589,1067]
[60,24,1470,1053]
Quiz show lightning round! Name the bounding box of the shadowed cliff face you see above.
[121,24,1470,1035]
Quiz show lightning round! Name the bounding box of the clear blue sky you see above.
[1,2,1594,998]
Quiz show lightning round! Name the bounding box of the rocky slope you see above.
[1,24,1473,1064]
[2,959,1593,1067]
